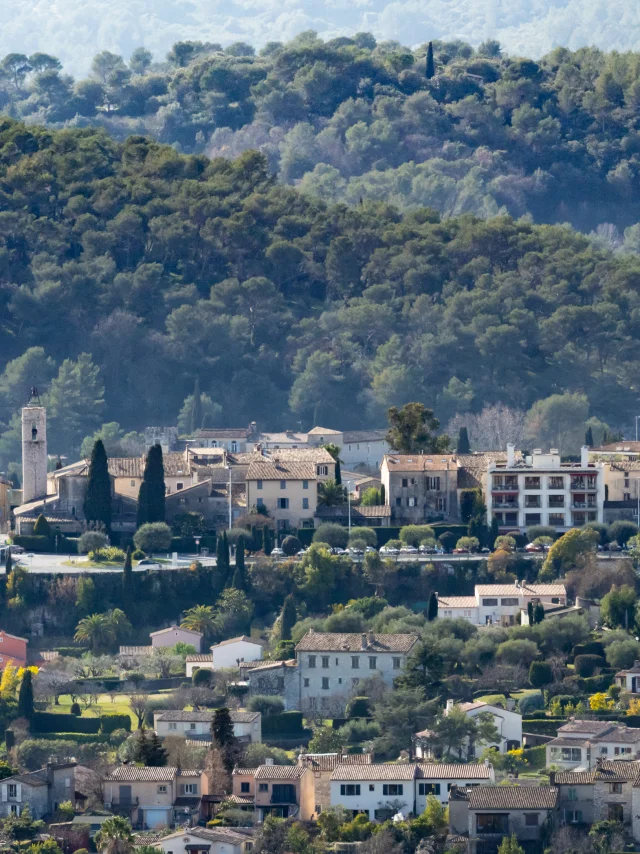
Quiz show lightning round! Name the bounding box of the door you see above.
[119,785,132,806]
[144,808,170,829]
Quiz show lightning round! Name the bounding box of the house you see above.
[144,427,178,453]
[554,759,640,829]
[601,461,640,523]
[314,505,391,528]
[415,699,522,759]
[615,660,640,693]
[342,471,382,500]
[331,763,494,819]
[231,763,315,821]
[449,785,558,852]
[487,444,605,533]
[381,454,459,524]
[152,826,254,854]
[190,426,256,453]
[437,583,567,627]
[150,627,203,652]
[245,449,335,533]
[0,763,76,820]
[0,631,28,670]
[298,753,373,812]
[295,630,419,715]
[240,660,300,710]
[590,442,640,461]
[545,720,640,770]
[341,431,390,472]
[154,711,261,744]
[212,637,264,670]
[103,767,206,829]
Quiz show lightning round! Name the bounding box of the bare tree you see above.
[475,664,528,697]
[449,404,526,451]
[34,669,72,706]
[129,692,149,729]
[205,745,231,796]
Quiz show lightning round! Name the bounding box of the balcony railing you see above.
[493,502,519,509]
[492,480,518,490]
[572,502,596,509]
[571,479,597,490]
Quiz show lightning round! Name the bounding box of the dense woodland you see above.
[4,36,640,233]
[0,116,640,467]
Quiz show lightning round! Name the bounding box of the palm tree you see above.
[317,478,346,507]
[181,604,218,641]
[74,613,115,652]
[107,608,132,642]
[95,816,134,854]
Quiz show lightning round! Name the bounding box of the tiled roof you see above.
[227,795,255,805]
[232,768,257,776]
[546,737,589,747]
[437,596,477,608]
[595,759,640,780]
[296,631,418,653]
[133,832,167,845]
[212,636,264,648]
[456,702,488,712]
[384,454,457,472]
[596,443,640,453]
[119,645,152,655]
[247,460,317,481]
[258,432,307,444]
[475,584,566,597]
[554,771,595,785]
[150,625,203,638]
[418,764,493,780]
[255,765,306,779]
[105,766,179,782]
[241,659,297,674]
[467,786,558,810]
[558,720,614,735]
[156,710,259,723]
[592,727,640,744]
[342,430,387,443]
[193,429,249,439]
[308,427,342,436]
[301,753,373,771]
[106,453,189,478]
[158,827,251,844]
[315,505,391,519]
[186,654,212,662]
[331,763,418,781]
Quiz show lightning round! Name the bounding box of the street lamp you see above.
[225,466,232,529]
[194,536,201,555]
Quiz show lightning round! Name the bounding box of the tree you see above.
[360,487,383,506]
[386,403,449,454]
[137,444,165,527]
[528,660,553,688]
[281,535,302,556]
[83,439,112,531]
[46,353,105,458]
[17,669,34,720]
[181,605,218,641]
[601,585,638,629]
[457,426,470,453]
[308,726,346,753]
[608,520,638,546]
[317,479,346,506]
[459,489,482,524]
[78,531,108,554]
[524,392,590,454]
[33,514,52,538]
[122,546,133,600]
[585,425,594,446]
[425,41,435,79]
[5,549,11,576]
[211,707,240,772]
[129,47,153,75]
[217,531,230,579]
[540,528,598,579]
[133,522,172,556]
[74,614,115,652]
[424,708,500,760]
[312,523,349,548]
[280,595,297,641]
[427,592,438,621]
[94,816,134,854]
[497,834,524,854]
[401,639,445,693]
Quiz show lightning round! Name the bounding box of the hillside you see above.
[5,0,640,77]
[2,36,640,233]
[0,120,638,469]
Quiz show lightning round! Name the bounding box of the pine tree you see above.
[17,670,34,720]
[280,595,297,641]
[427,592,438,621]
[457,427,471,454]
[585,426,594,447]
[137,444,166,527]
[133,727,150,762]
[122,546,133,602]
[191,378,202,435]
[426,41,435,79]
[84,439,112,531]
[146,731,168,767]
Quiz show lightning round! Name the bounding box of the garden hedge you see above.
[32,713,100,734]
[262,712,304,735]
[100,714,131,733]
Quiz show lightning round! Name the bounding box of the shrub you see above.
[192,668,213,686]
[88,546,126,563]
[438,531,456,551]
[346,597,388,619]
[584,522,609,545]
[385,539,403,549]
[349,538,368,552]
[526,526,557,542]
[529,661,553,688]
[496,639,540,667]
[70,703,81,716]
[455,536,480,552]
[347,527,377,547]
[261,712,304,735]
[400,525,436,547]
[605,639,640,670]
[338,719,381,743]
[100,714,131,734]
[33,514,52,538]
[313,524,348,548]
[32,713,100,734]
[134,522,172,555]
[281,535,302,556]
[574,654,606,677]
[132,549,145,560]
[572,641,605,659]
[518,692,544,715]
[346,696,371,719]
[243,743,294,766]
[247,696,285,716]
[78,531,108,554]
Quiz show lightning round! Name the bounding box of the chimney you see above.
[581,445,589,467]
[446,699,455,712]
[265,758,274,765]
[506,444,515,466]
[361,633,368,650]
[368,632,375,645]
[506,699,515,711]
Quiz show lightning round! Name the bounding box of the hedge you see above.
[32,713,100,734]
[262,712,304,735]
[11,535,78,554]
[170,536,217,554]
[523,744,547,769]
[574,654,606,677]
[100,714,131,734]
[52,647,89,658]
[572,641,605,660]
[576,673,615,692]
[522,719,565,735]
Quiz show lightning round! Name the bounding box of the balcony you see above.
[572,502,596,509]
[105,798,139,814]
[493,501,519,509]
[492,478,518,491]
[570,478,597,491]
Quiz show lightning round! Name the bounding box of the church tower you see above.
[21,388,47,503]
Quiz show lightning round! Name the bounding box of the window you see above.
[383,784,403,796]
[549,513,565,526]
[610,782,623,793]
[303,480,308,489]
[278,498,289,509]
[418,783,441,795]
[308,655,316,668]
[614,746,632,755]
[427,477,441,491]
[315,806,322,815]
[436,497,446,511]
[322,656,330,669]
[369,656,377,670]
[130,479,135,487]
[9,806,18,816]
[501,598,519,605]
[524,814,539,826]
[525,513,541,525]
[567,788,578,801]
[476,814,508,834]
[549,476,564,489]
[369,784,375,791]
[407,497,416,507]
[303,678,309,687]
[395,497,402,507]
[608,804,623,822]
[393,657,401,669]
[352,656,360,669]
[280,480,286,490]
[402,478,408,488]
[550,747,582,762]
[340,785,361,796]
[317,466,328,476]
[482,598,498,606]
[169,722,177,730]
[183,784,197,794]
[322,677,330,689]
[565,810,582,824]
[257,498,265,510]
[179,497,187,505]
[525,495,541,508]
[308,698,317,710]
[177,482,184,490]
[259,784,269,793]
[158,785,167,793]
[241,782,250,793]
[65,777,71,789]
[231,441,237,452]
[257,480,263,490]
[302,498,309,510]
[549,495,565,508]
[525,477,541,489]
[7,785,16,799]
[600,747,608,755]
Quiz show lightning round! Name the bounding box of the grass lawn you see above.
[474,688,539,706]
[50,691,173,726]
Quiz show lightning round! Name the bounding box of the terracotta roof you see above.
[595,443,640,453]
[247,460,317,481]
[258,432,307,444]
[301,754,373,771]
[212,636,264,648]
[384,454,457,472]
[437,596,477,608]
[315,505,391,519]
[546,737,589,747]
[418,764,493,780]
[331,763,418,781]
[186,654,212,662]
[558,720,614,736]
[241,659,297,673]
[156,710,259,723]
[308,427,342,436]
[226,795,255,805]
[342,430,387,443]
[554,771,595,785]
[467,786,558,810]
[150,625,203,638]
[119,645,152,656]
[595,759,640,780]
[475,584,566,597]
[591,727,640,744]
[232,768,258,776]
[133,832,167,845]
[105,767,180,782]
[254,765,306,779]
[296,631,418,653]
[158,827,251,844]
[455,702,488,712]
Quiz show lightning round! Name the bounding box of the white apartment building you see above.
[437,583,567,627]
[488,444,605,533]
[330,763,494,818]
[153,710,261,744]
[415,700,522,759]
[546,720,640,770]
[295,631,419,714]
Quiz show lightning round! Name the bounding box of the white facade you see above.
[341,432,389,471]
[488,444,605,533]
[153,711,261,744]
[438,583,567,627]
[546,721,640,769]
[416,701,522,758]
[211,637,264,669]
[154,827,252,854]
[150,626,203,652]
[22,404,47,504]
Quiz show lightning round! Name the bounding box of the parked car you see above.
[270,547,285,557]
[399,546,418,555]
[380,546,399,555]
[296,549,307,557]
[419,545,436,554]
[453,547,469,554]
[136,558,162,569]
[480,547,491,554]
[525,543,544,552]
[8,545,24,554]
[365,546,377,553]
[348,548,364,556]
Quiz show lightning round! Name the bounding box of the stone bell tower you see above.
[21,388,47,503]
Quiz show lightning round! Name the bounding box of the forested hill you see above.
[4,37,640,233]
[0,119,639,469]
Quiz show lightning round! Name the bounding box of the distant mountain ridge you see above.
[4,0,640,75]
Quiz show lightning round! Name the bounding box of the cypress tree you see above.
[380,483,385,505]
[232,535,246,591]
[122,546,133,602]
[211,707,239,773]
[17,670,34,720]
[146,731,168,767]
[280,595,297,641]
[216,531,230,580]
[534,602,545,623]
[262,527,273,556]
[427,592,438,621]
[426,41,435,79]
[83,439,112,531]
[490,517,500,548]
[191,378,202,435]
[335,457,342,485]
[137,444,166,526]
[5,550,11,576]
[527,601,534,625]
[457,427,471,454]
[33,513,52,538]
[585,426,594,447]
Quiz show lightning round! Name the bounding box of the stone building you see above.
[380,454,459,524]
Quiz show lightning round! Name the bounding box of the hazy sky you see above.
[2,0,640,74]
